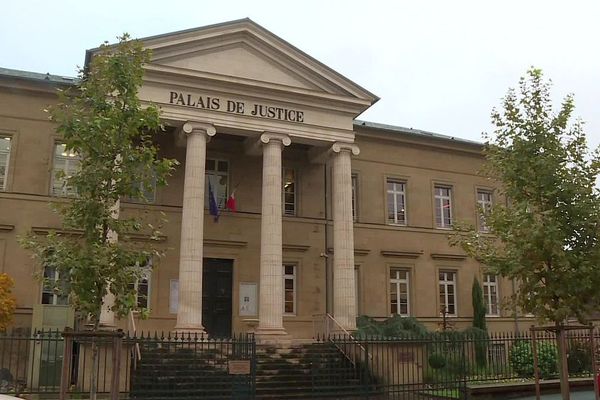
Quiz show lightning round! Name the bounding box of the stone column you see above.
[331,142,360,331]
[174,122,216,333]
[256,132,291,337]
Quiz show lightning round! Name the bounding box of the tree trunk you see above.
[89,320,100,400]
[556,324,570,400]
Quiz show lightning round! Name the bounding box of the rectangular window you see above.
[51,143,80,197]
[390,268,410,316]
[205,158,229,209]
[283,264,296,315]
[477,190,493,232]
[483,274,499,316]
[41,267,69,305]
[439,271,457,316]
[351,174,358,221]
[434,186,453,228]
[387,179,407,225]
[127,171,157,204]
[0,136,11,191]
[128,259,152,309]
[283,168,296,216]
[355,266,360,315]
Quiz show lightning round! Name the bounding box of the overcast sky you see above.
[1,0,598,147]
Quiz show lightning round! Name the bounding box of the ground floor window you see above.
[390,268,410,316]
[483,273,499,316]
[283,264,296,315]
[128,259,152,309]
[439,270,457,316]
[41,266,69,305]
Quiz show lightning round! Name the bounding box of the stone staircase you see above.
[129,340,379,399]
[255,341,379,399]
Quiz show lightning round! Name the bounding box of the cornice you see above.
[430,253,468,261]
[380,250,424,259]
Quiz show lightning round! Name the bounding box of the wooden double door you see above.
[202,258,233,338]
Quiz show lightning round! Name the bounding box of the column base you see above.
[254,327,289,345]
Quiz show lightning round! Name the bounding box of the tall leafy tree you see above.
[20,34,177,397]
[450,68,600,398]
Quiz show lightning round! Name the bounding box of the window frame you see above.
[386,178,407,226]
[205,157,230,209]
[0,134,12,192]
[389,267,411,316]
[434,185,453,229]
[50,142,81,197]
[438,270,457,317]
[477,189,493,232]
[483,273,500,316]
[283,263,297,316]
[282,167,297,216]
[41,266,69,306]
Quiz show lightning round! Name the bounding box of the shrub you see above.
[567,339,592,375]
[356,315,427,337]
[509,340,557,379]
[428,353,447,369]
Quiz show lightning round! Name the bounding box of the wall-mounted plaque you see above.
[239,282,257,316]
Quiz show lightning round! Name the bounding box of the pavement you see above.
[516,391,596,400]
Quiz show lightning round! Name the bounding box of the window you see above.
[205,158,229,209]
[387,179,406,225]
[0,136,11,191]
[390,269,410,316]
[41,267,69,305]
[283,264,296,315]
[127,171,157,203]
[129,260,152,309]
[483,274,499,316]
[434,186,453,228]
[477,190,493,232]
[355,266,360,315]
[351,174,358,221]
[51,143,80,197]
[439,271,457,316]
[283,168,296,216]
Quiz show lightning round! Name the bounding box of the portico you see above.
[132,19,377,338]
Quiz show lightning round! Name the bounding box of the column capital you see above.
[182,121,217,137]
[260,132,291,147]
[331,142,360,156]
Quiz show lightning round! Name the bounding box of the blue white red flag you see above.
[208,177,219,221]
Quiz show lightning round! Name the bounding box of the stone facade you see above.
[0,19,532,339]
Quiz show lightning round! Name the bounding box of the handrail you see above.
[128,311,141,362]
[313,313,373,363]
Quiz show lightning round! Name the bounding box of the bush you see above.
[567,339,592,374]
[509,340,558,379]
[356,315,428,337]
[428,353,447,369]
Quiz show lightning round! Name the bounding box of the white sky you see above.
[1,0,599,147]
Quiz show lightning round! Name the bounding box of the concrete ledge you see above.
[468,377,593,399]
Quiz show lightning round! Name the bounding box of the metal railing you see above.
[0,329,256,399]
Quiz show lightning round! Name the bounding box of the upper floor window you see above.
[0,136,11,192]
[390,268,410,316]
[434,185,453,228]
[283,264,296,315]
[283,168,296,216]
[387,179,407,225]
[127,171,157,204]
[483,274,499,316]
[205,158,229,208]
[51,143,80,197]
[351,174,358,221]
[41,266,69,305]
[477,190,493,232]
[439,270,457,316]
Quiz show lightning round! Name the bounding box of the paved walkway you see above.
[516,391,595,400]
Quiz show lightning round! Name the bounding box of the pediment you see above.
[136,19,378,108]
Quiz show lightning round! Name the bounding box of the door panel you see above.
[202,258,233,338]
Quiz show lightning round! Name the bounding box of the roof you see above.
[0,67,77,85]
[354,120,483,147]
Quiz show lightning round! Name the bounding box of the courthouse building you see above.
[0,19,530,339]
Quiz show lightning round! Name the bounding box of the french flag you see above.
[226,190,237,212]
[208,177,219,221]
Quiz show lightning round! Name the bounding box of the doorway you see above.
[202,258,233,338]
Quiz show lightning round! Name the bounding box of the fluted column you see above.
[174,121,216,333]
[331,142,360,331]
[256,132,291,337]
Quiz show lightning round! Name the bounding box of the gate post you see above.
[60,328,74,400]
[110,330,123,400]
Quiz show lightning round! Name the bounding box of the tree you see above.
[20,34,177,398]
[450,68,600,398]
[471,277,487,367]
[0,273,16,331]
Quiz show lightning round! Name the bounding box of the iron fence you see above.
[0,329,256,399]
[318,328,600,399]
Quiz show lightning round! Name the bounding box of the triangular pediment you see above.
[134,19,378,109]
